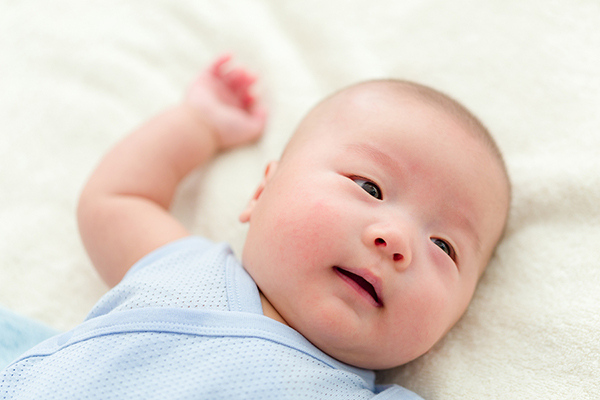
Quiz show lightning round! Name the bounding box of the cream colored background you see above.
[1,1,599,398]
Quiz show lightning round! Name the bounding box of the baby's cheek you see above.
[278,193,346,250]
[387,281,453,359]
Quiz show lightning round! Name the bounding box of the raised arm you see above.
[78,55,267,287]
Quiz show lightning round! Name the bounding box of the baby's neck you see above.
[259,291,289,326]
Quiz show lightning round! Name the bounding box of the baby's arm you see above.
[78,55,266,287]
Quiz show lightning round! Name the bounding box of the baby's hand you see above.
[185,55,267,150]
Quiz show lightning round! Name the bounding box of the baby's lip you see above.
[334,266,383,307]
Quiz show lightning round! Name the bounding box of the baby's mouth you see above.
[334,267,383,307]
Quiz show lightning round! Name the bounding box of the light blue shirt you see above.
[0,237,423,399]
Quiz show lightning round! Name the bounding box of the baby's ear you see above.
[239,161,278,223]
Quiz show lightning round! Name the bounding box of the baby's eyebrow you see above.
[345,142,403,175]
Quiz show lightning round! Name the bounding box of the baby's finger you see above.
[241,94,255,110]
[238,73,257,92]
[224,69,256,91]
[224,72,258,109]
[211,54,232,77]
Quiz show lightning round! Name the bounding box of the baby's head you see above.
[239,80,510,369]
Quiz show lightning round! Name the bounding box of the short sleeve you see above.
[85,236,230,320]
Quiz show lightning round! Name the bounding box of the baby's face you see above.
[240,87,509,369]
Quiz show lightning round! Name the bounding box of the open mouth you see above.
[334,267,382,307]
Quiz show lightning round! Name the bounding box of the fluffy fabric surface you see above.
[1,1,598,398]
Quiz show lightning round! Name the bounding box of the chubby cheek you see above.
[383,280,459,363]
[270,185,348,261]
[243,178,349,296]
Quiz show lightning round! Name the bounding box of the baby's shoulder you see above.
[87,236,236,318]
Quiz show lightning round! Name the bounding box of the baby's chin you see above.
[324,345,421,371]
[301,329,428,371]
[280,302,447,370]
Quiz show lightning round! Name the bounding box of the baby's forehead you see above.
[316,80,479,130]
[306,83,468,144]
[305,83,469,148]
[288,86,457,162]
[290,80,507,175]
[324,80,436,109]
[316,81,415,115]
[317,81,508,183]
[300,83,422,134]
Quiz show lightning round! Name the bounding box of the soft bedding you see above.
[1,1,599,398]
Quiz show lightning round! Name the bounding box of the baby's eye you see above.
[431,238,456,261]
[352,178,382,200]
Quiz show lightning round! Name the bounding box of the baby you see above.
[0,56,510,399]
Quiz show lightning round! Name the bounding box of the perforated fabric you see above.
[86,239,232,319]
[0,237,422,399]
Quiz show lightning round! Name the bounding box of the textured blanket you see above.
[1,1,599,398]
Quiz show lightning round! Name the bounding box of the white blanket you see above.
[1,1,599,398]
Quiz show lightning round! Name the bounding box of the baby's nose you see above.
[364,219,413,268]
[374,237,405,262]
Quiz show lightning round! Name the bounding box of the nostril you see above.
[375,238,386,246]
[374,238,403,261]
